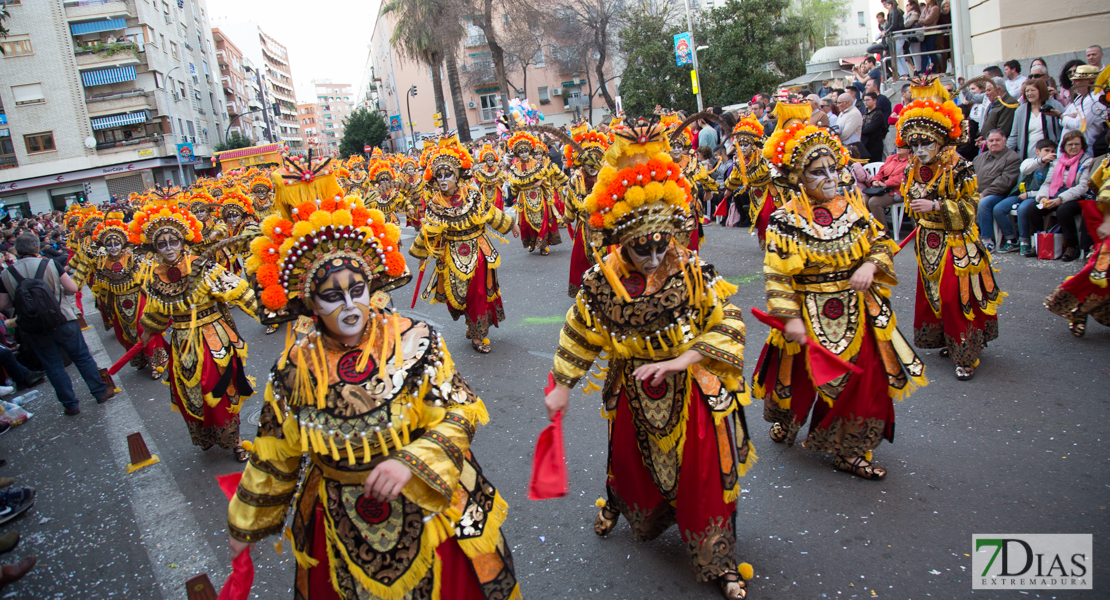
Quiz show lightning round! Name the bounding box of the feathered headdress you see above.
[77,208,105,233]
[268,151,344,218]
[895,76,965,147]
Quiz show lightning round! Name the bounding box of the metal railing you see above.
[0,156,18,170]
[96,133,161,150]
[885,24,953,77]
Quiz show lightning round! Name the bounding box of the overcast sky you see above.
[208,0,381,102]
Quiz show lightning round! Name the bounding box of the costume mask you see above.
[224,209,243,231]
[484,154,496,166]
[154,231,184,265]
[194,206,210,223]
[625,236,670,276]
[435,167,458,194]
[801,154,839,202]
[909,139,940,165]
[103,234,124,259]
[312,268,370,342]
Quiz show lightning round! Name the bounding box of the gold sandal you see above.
[834,455,886,480]
[768,423,787,443]
[471,338,491,354]
[1069,320,1086,338]
[594,505,619,537]
[718,571,748,599]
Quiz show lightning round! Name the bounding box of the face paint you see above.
[224,209,243,230]
[154,230,184,265]
[103,234,124,259]
[909,139,940,165]
[625,240,669,276]
[484,155,496,165]
[516,147,530,159]
[312,268,371,342]
[435,168,457,194]
[586,167,599,177]
[801,154,839,201]
[194,207,209,222]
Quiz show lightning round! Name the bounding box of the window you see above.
[1,38,32,56]
[187,120,195,136]
[479,93,500,122]
[153,71,164,89]
[24,132,55,153]
[538,86,550,104]
[160,34,167,53]
[171,42,178,59]
[858,11,865,27]
[533,48,544,68]
[11,83,44,105]
[0,130,16,170]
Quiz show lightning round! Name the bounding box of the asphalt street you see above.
[0,216,1105,600]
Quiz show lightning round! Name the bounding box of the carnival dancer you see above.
[87,215,166,379]
[561,124,611,296]
[1044,155,1110,336]
[214,190,259,276]
[751,103,927,481]
[68,207,106,326]
[661,111,718,250]
[367,161,412,225]
[410,137,519,354]
[473,144,507,211]
[186,190,228,256]
[228,157,520,600]
[246,172,277,221]
[543,120,756,600]
[724,114,776,248]
[897,77,1004,380]
[133,202,257,462]
[398,155,428,228]
[508,132,563,255]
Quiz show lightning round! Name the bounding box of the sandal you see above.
[233,445,250,463]
[939,348,950,358]
[540,247,550,256]
[1069,320,1086,338]
[594,505,619,537]
[265,324,280,335]
[955,366,975,381]
[471,338,491,354]
[718,571,748,600]
[768,423,787,444]
[834,455,886,480]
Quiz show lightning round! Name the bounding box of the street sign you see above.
[364,144,372,153]
[690,70,700,95]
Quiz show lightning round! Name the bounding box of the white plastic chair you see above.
[890,199,905,242]
[862,162,884,179]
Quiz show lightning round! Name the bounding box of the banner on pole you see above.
[674,32,692,67]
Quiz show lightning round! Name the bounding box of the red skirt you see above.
[913,265,998,368]
[463,252,503,329]
[568,223,591,296]
[1044,239,1110,326]
[754,191,775,247]
[167,347,244,450]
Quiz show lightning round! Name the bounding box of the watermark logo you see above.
[973,534,1091,590]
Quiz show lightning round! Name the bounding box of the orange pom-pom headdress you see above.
[477,143,500,163]
[186,191,217,215]
[731,114,765,140]
[422,135,474,181]
[93,216,129,246]
[895,76,966,147]
[128,203,203,246]
[368,161,397,184]
[507,131,539,156]
[76,208,105,233]
[218,189,255,217]
[762,102,849,180]
[246,154,410,321]
[565,127,611,170]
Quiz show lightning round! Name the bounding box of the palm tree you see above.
[382,0,472,142]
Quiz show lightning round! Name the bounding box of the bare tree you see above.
[546,0,622,111]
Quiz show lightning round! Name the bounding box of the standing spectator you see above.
[820,97,839,128]
[879,0,903,76]
[0,234,112,416]
[1087,45,1104,69]
[1026,131,1095,261]
[866,78,892,121]
[1007,78,1063,160]
[1057,58,1088,105]
[817,80,832,98]
[919,0,941,73]
[698,119,719,152]
[936,0,952,72]
[1060,65,1107,158]
[973,129,1021,251]
[1002,60,1027,99]
[992,138,1056,253]
[861,92,887,162]
[900,0,922,76]
[866,146,912,231]
[752,102,774,134]
[980,77,1018,141]
[807,94,829,127]
[836,93,863,146]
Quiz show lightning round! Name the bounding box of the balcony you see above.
[0,156,18,171]
[85,89,154,114]
[74,42,142,69]
[96,132,161,152]
[64,0,132,22]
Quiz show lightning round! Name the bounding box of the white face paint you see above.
[909,139,940,165]
[625,242,668,276]
[801,154,839,201]
[194,207,209,222]
[484,155,496,165]
[103,235,124,259]
[586,166,599,177]
[435,168,458,194]
[224,210,243,230]
[312,269,371,342]
[516,147,530,159]
[154,231,184,265]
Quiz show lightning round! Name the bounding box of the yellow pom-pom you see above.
[249,235,270,255]
[738,562,754,580]
[367,208,385,224]
[244,255,262,274]
[602,211,618,228]
[332,209,352,226]
[595,497,607,508]
[240,439,254,453]
[611,202,630,218]
[624,186,645,207]
[291,220,314,239]
[643,181,664,202]
[279,238,296,255]
[309,210,331,229]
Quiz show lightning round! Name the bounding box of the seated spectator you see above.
[836,92,863,146]
[1007,77,1063,160]
[847,146,873,193]
[1060,65,1107,158]
[980,77,1018,142]
[990,138,1057,253]
[866,146,912,232]
[807,95,829,127]
[1021,131,1095,260]
[973,129,1021,251]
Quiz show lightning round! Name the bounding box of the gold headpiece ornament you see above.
[93,213,129,246]
[186,191,217,214]
[219,189,255,217]
[268,150,344,218]
[565,127,610,169]
[128,202,203,246]
[763,102,849,179]
[369,161,397,184]
[77,208,105,233]
[423,135,474,180]
[507,131,540,155]
[477,143,499,163]
[731,114,765,140]
[895,76,966,147]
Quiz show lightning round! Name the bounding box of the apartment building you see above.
[0,0,227,215]
[215,21,302,150]
[213,27,262,143]
[298,102,322,154]
[314,81,353,156]
[366,11,615,151]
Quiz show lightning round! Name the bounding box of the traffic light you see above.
[410,85,417,97]
[272,102,280,116]
[432,112,443,128]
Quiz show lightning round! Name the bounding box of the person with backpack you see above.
[0,234,112,416]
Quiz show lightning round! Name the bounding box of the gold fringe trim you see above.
[456,490,509,557]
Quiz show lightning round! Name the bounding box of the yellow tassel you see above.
[356,316,378,372]
[299,423,309,453]
[315,336,329,408]
[401,419,411,445]
[594,247,631,302]
[327,433,341,461]
[278,322,293,371]
[344,437,356,466]
[656,331,669,352]
[392,312,403,368]
[308,342,327,410]
[361,434,372,463]
[375,429,390,456]
[273,540,284,555]
[388,425,403,450]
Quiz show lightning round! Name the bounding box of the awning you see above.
[778,69,856,88]
[81,65,136,87]
[70,18,127,36]
[90,111,148,130]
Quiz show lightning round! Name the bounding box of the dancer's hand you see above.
[228,537,254,559]
[363,459,412,502]
[632,350,703,386]
[511,221,521,238]
[1098,219,1110,240]
[544,384,570,420]
[849,262,877,291]
[140,331,153,345]
[783,318,808,345]
[909,198,936,213]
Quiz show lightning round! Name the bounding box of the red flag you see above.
[215,473,243,502]
[749,308,862,386]
[713,195,730,218]
[528,374,568,500]
[410,260,427,309]
[217,549,253,600]
[107,337,157,375]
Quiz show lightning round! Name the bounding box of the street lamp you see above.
[162,65,187,186]
[404,85,418,150]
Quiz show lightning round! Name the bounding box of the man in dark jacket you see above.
[39,236,67,271]
[861,92,888,162]
[980,77,1017,142]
